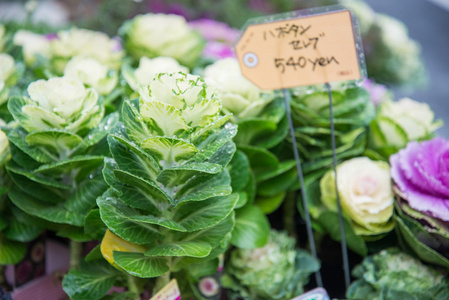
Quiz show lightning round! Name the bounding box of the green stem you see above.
[284,191,297,241]
[69,240,82,270]
[153,272,171,295]
[127,274,141,300]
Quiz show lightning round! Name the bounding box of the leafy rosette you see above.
[95,73,238,283]
[309,157,394,256]
[390,138,449,268]
[290,85,375,176]
[204,58,292,214]
[50,27,124,74]
[223,230,320,300]
[5,76,118,241]
[347,248,449,299]
[64,56,119,96]
[119,13,205,68]
[122,56,189,94]
[370,97,442,158]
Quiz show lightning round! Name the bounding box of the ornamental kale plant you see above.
[347,248,449,300]
[290,85,375,177]
[391,138,449,268]
[66,73,238,298]
[223,230,320,300]
[5,77,117,255]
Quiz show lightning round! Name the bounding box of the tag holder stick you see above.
[325,82,351,288]
[282,88,323,288]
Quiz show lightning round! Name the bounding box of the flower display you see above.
[347,248,449,299]
[122,56,189,91]
[390,138,449,267]
[320,157,394,236]
[189,19,239,60]
[64,56,118,95]
[0,3,446,299]
[223,230,319,300]
[120,13,204,68]
[371,97,442,157]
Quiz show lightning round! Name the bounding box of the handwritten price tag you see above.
[150,279,181,300]
[290,287,330,300]
[235,9,361,89]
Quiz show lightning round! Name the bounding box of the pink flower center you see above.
[356,176,379,195]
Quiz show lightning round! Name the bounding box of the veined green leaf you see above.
[9,187,85,226]
[228,150,250,192]
[238,145,278,168]
[255,192,286,214]
[174,193,238,231]
[7,96,31,125]
[8,169,66,204]
[174,169,232,204]
[207,141,236,168]
[97,189,164,244]
[172,213,235,270]
[140,100,188,136]
[121,99,151,144]
[63,259,122,300]
[183,98,221,128]
[26,130,84,157]
[34,155,104,178]
[157,162,222,188]
[6,161,71,190]
[174,213,235,248]
[82,112,119,147]
[257,165,298,197]
[234,119,276,146]
[108,134,160,182]
[145,241,212,258]
[194,123,237,161]
[0,235,26,265]
[190,114,232,142]
[113,251,169,278]
[231,205,270,249]
[254,116,289,149]
[4,217,44,242]
[7,127,55,163]
[255,160,296,182]
[57,225,92,242]
[114,169,173,207]
[84,209,107,240]
[64,172,108,213]
[103,159,162,212]
[141,137,197,163]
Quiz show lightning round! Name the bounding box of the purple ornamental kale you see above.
[390,137,449,222]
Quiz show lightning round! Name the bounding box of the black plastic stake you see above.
[282,88,323,288]
[325,82,351,289]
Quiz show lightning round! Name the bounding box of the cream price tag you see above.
[149,279,181,300]
[290,287,330,300]
[235,9,362,90]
